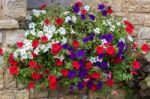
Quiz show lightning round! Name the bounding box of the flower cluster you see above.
[3,1,150,93]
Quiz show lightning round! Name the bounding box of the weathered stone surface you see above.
[0,19,19,29]
[6,30,25,45]
[16,89,29,99]
[138,27,150,40]
[3,0,27,19]
[4,69,16,89]
[0,64,3,90]
[30,90,48,98]
[0,33,2,44]
[58,95,80,99]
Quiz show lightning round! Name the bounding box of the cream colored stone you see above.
[138,27,150,40]
[0,19,19,29]
[30,90,49,98]
[6,30,25,45]
[3,0,27,19]
[16,89,29,99]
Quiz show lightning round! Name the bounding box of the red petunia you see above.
[31,52,37,58]
[72,40,80,48]
[91,84,97,91]
[106,80,114,87]
[37,64,42,69]
[55,18,64,25]
[41,36,48,43]
[48,75,57,83]
[106,46,115,56]
[85,61,92,70]
[0,48,3,55]
[132,60,140,69]
[124,20,134,34]
[49,83,57,90]
[29,60,37,68]
[8,66,18,75]
[96,46,104,55]
[75,1,83,7]
[51,43,61,55]
[61,69,69,77]
[114,58,123,64]
[31,72,41,80]
[81,9,87,15]
[44,69,50,74]
[72,61,80,70]
[55,59,63,66]
[40,3,47,10]
[91,72,100,80]
[44,18,50,26]
[28,81,35,89]
[8,54,18,65]
[32,40,39,48]
[141,44,149,54]
[16,42,24,48]
[107,7,113,14]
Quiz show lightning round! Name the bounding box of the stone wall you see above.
[0,0,150,99]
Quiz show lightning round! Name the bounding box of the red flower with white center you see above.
[61,69,69,77]
[106,80,114,87]
[48,75,57,83]
[32,40,39,48]
[29,60,37,68]
[85,61,92,70]
[91,72,100,80]
[40,3,47,10]
[9,66,18,75]
[51,43,61,55]
[55,18,64,25]
[132,42,138,49]
[44,18,50,26]
[49,83,57,90]
[106,46,115,56]
[81,9,87,15]
[41,36,48,43]
[0,48,3,55]
[72,40,80,48]
[55,59,63,66]
[107,7,113,14]
[31,72,41,80]
[16,42,24,48]
[8,54,18,65]
[72,61,80,70]
[96,46,104,55]
[28,81,35,89]
[141,44,149,54]
[132,60,140,69]
[75,1,83,7]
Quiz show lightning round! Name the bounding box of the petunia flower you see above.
[77,50,85,57]
[81,14,86,20]
[31,72,41,80]
[16,42,24,48]
[8,65,18,75]
[141,43,149,54]
[0,48,3,55]
[77,82,84,90]
[28,81,35,89]
[97,81,103,90]
[98,4,105,10]
[68,71,76,79]
[132,60,140,69]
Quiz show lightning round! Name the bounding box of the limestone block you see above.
[6,29,25,45]
[138,27,150,40]
[0,19,19,30]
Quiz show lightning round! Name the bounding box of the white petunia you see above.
[71,29,76,34]
[61,37,67,44]
[89,57,97,63]
[32,9,40,17]
[54,55,64,61]
[84,5,90,11]
[65,16,71,23]
[37,31,44,37]
[94,28,100,34]
[25,30,30,37]
[40,10,46,14]
[34,48,40,55]
[26,15,32,20]
[29,22,36,29]
[58,27,66,35]
[30,29,36,35]
[117,22,121,26]
[72,16,77,23]
[64,11,70,15]
[96,57,103,62]
[127,35,134,42]
[45,33,53,40]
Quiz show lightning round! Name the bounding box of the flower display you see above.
[3,1,150,94]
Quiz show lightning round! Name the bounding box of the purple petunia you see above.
[117,41,126,50]
[88,14,96,20]
[68,71,76,79]
[62,43,69,49]
[83,37,89,43]
[99,34,113,42]
[102,10,107,16]
[81,14,86,20]
[69,84,74,93]
[98,54,105,59]
[77,50,85,57]
[79,69,87,78]
[98,4,105,10]
[97,81,103,90]
[77,82,84,90]
[73,5,80,13]
[99,61,108,69]
[87,80,93,89]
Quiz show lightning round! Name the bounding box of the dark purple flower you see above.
[77,50,85,57]
[117,41,126,50]
[68,71,76,79]
[83,37,89,43]
[100,61,108,69]
[89,32,95,40]
[77,82,84,90]
[97,81,103,90]
[117,50,124,58]
[69,84,74,93]
[87,80,93,89]
[79,70,87,78]
[98,54,105,59]
[73,5,80,13]
[102,10,107,16]
[81,14,86,20]
[62,43,69,49]
[98,4,105,10]
[88,14,96,20]
[79,60,84,68]
[99,34,113,42]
